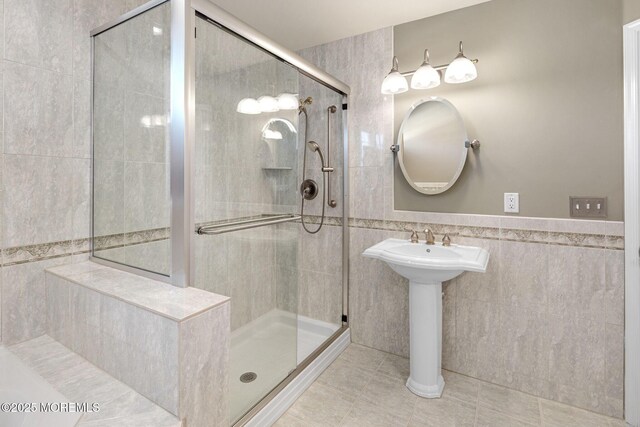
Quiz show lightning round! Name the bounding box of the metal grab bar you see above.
[196,214,300,235]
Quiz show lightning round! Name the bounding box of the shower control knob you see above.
[300,179,319,200]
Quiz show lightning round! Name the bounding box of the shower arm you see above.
[326,105,337,208]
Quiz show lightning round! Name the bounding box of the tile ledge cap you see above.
[45,261,230,322]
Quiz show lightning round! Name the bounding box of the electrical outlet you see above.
[504,193,519,213]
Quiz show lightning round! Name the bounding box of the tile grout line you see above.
[337,349,396,425]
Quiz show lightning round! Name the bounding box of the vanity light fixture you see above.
[411,49,440,89]
[381,41,478,94]
[444,41,478,84]
[381,56,409,95]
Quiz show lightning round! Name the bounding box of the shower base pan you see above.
[230,310,348,425]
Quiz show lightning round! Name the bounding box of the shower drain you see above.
[240,372,257,383]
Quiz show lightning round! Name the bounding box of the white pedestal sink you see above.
[363,238,489,398]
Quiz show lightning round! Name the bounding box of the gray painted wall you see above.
[625,0,640,23]
[393,0,624,220]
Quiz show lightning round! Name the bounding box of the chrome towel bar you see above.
[196,214,301,235]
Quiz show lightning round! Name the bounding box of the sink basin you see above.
[362,238,489,283]
[362,238,489,399]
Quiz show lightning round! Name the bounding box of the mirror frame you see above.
[397,97,469,195]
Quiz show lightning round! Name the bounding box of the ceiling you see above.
[208,0,492,51]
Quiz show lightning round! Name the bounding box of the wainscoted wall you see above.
[301,28,625,418]
[0,0,152,345]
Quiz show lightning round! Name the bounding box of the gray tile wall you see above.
[300,27,625,418]
[46,271,180,414]
[0,0,155,346]
[45,266,230,425]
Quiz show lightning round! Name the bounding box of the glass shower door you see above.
[192,11,346,423]
[192,15,301,423]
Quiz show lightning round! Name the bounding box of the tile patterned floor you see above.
[276,344,625,427]
[7,336,180,427]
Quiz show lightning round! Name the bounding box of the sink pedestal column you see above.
[406,280,444,398]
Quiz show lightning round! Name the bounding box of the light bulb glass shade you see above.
[276,93,299,110]
[411,63,441,89]
[236,98,261,114]
[258,96,280,112]
[381,71,408,94]
[444,56,477,84]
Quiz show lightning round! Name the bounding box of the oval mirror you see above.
[397,97,469,195]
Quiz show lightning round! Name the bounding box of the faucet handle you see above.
[424,228,435,245]
[405,229,419,243]
[442,233,452,246]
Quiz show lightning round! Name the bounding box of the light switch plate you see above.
[504,193,519,213]
[570,197,607,218]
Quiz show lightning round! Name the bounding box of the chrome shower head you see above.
[298,96,313,115]
[306,141,328,170]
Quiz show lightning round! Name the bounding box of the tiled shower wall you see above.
[0,0,152,345]
[301,28,625,418]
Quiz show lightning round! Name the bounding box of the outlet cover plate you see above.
[504,193,519,213]
[569,197,607,218]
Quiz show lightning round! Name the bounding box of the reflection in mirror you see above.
[398,97,468,195]
[260,118,298,169]
[260,117,299,208]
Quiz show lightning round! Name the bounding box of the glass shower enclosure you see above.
[90,0,349,424]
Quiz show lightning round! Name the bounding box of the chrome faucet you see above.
[442,233,452,246]
[424,228,435,245]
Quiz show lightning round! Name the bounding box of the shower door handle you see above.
[196,214,300,235]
